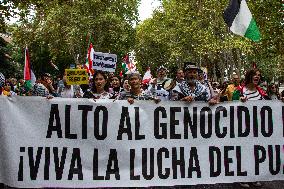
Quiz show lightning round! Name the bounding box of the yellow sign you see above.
[65,69,89,85]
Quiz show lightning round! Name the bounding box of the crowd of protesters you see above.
[1,62,284,189]
[1,62,284,107]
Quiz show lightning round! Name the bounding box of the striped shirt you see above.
[32,83,50,97]
[243,87,262,100]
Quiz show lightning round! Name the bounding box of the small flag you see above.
[223,0,261,42]
[85,43,95,76]
[121,54,129,74]
[142,67,152,85]
[24,47,36,85]
[122,54,137,74]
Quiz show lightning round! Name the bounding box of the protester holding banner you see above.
[1,85,12,96]
[57,76,83,98]
[160,69,185,101]
[221,73,241,101]
[32,73,57,97]
[83,70,111,99]
[171,62,209,102]
[219,81,230,102]
[53,75,63,92]
[9,78,18,92]
[118,73,160,104]
[234,69,269,101]
[1,80,17,96]
[148,66,170,101]
[198,69,217,102]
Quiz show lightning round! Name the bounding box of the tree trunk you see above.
[232,48,242,78]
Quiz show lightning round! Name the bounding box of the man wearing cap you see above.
[171,62,210,102]
[148,66,171,101]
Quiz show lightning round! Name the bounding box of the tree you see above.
[135,0,283,82]
[8,0,140,76]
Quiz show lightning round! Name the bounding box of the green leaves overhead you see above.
[1,0,283,81]
[135,0,283,81]
[8,0,139,75]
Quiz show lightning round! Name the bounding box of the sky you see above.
[138,0,161,21]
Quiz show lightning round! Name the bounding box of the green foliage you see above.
[135,0,283,81]
[2,0,283,81]
[0,37,23,78]
[7,0,139,77]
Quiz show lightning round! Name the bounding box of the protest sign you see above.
[65,69,89,85]
[0,96,284,188]
[92,52,117,72]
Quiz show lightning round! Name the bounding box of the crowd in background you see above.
[1,62,284,106]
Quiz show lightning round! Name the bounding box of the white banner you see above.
[92,52,117,72]
[0,96,284,188]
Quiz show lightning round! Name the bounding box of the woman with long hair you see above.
[83,71,111,99]
[238,69,270,101]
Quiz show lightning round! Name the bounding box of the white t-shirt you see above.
[60,86,74,98]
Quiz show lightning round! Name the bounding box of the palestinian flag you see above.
[223,0,261,42]
[24,47,36,86]
[121,54,130,74]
